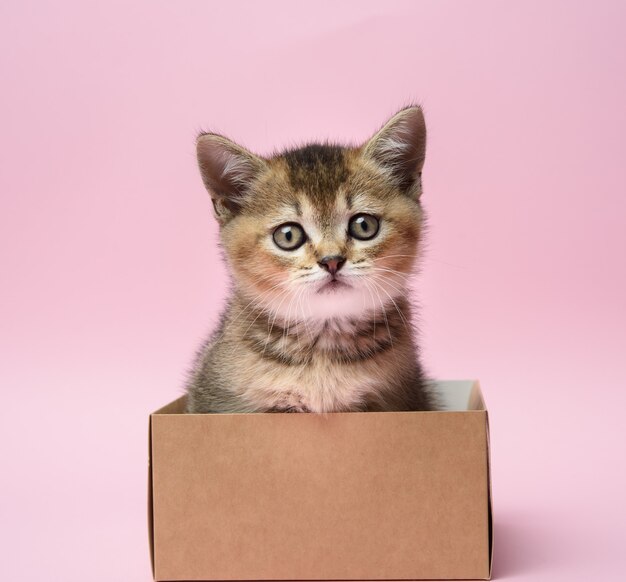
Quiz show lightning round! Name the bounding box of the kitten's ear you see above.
[362,106,427,198]
[196,133,267,221]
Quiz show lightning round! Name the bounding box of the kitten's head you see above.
[197,106,426,322]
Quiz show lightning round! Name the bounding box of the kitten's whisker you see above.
[360,277,379,343]
[370,275,411,336]
[237,284,284,324]
[227,273,284,324]
[225,280,289,355]
[368,273,412,287]
[235,301,282,355]
[373,254,419,270]
[375,254,417,260]
[299,285,314,351]
[369,266,412,279]
[281,290,299,349]
[369,279,404,369]
[369,278,393,347]
[209,278,285,349]
[291,285,306,347]
[261,287,292,359]
[298,286,313,345]
[349,265,412,283]
[369,272,410,297]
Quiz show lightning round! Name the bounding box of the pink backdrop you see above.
[1,1,625,580]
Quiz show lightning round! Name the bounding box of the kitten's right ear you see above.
[196,133,267,222]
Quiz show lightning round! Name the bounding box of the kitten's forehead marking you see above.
[298,189,351,241]
[283,144,349,206]
[281,144,355,238]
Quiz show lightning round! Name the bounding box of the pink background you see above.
[1,1,625,580]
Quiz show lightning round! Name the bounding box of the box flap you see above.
[469,381,486,411]
[152,395,186,415]
[432,379,484,411]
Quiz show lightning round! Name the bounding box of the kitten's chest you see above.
[245,356,382,413]
[229,313,409,413]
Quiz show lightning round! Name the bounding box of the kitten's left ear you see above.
[196,133,267,222]
[362,106,427,198]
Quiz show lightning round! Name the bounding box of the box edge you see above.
[486,408,493,580]
[148,414,156,580]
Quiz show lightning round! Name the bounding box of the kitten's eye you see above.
[348,213,380,241]
[272,223,307,250]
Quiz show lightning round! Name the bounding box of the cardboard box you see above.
[148,380,492,581]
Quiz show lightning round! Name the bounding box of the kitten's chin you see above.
[306,288,369,320]
[316,279,350,294]
[259,281,401,323]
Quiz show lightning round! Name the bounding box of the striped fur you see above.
[186,106,437,413]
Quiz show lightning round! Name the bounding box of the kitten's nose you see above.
[318,255,346,276]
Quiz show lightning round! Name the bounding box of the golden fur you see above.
[186,106,436,413]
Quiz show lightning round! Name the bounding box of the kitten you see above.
[186,106,437,413]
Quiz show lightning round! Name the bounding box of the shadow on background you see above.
[492,515,555,579]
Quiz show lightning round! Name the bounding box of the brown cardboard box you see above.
[148,380,492,581]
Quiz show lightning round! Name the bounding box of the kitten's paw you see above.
[265,404,310,413]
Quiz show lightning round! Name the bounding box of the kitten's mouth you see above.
[317,278,349,294]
